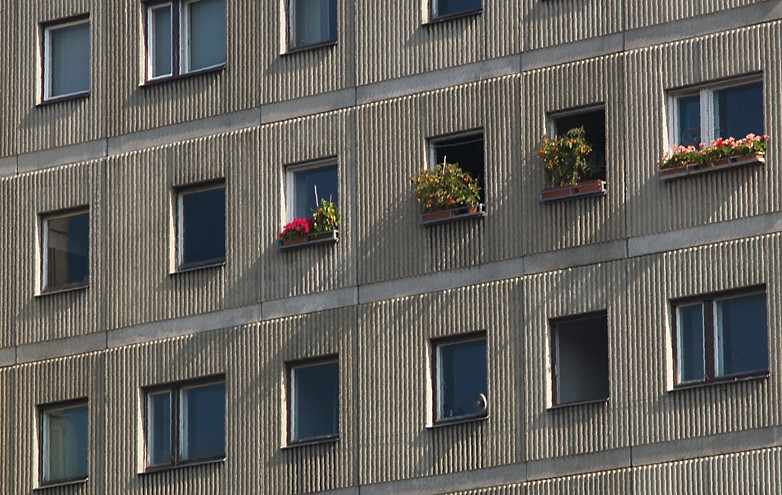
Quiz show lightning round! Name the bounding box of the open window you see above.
[288,358,339,444]
[175,181,226,271]
[550,312,609,407]
[41,208,90,293]
[286,160,338,221]
[551,106,606,182]
[432,333,488,424]
[429,131,485,202]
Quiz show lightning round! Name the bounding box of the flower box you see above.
[540,179,606,203]
[420,204,485,226]
[277,230,338,251]
[659,152,765,181]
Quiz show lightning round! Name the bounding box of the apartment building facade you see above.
[1,0,781,493]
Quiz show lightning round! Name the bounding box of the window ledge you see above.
[659,152,765,181]
[547,397,609,411]
[140,457,225,475]
[35,478,88,491]
[424,9,482,25]
[141,64,226,87]
[283,40,338,56]
[420,203,485,226]
[277,230,339,251]
[37,91,90,107]
[427,414,488,429]
[283,436,339,449]
[670,372,769,392]
[36,283,89,298]
[171,260,226,275]
[540,179,606,203]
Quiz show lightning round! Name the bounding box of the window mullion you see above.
[700,89,715,143]
[172,387,179,465]
[703,301,716,381]
[172,1,181,76]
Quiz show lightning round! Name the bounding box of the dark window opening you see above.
[553,108,606,181]
[434,335,488,423]
[43,209,89,292]
[177,182,226,270]
[432,0,482,19]
[289,0,338,49]
[551,313,609,406]
[431,132,485,202]
[289,359,339,444]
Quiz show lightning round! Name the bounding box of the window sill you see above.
[37,91,90,107]
[420,203,485,226]
[424,9,483,25]
[36,283,89,298]
[141,457,225,475]
[277,230,339,251]
[671,372,769,392]
[35,478,88,490]
[427,414,488,429]
[171,260,226,275]
[283,40,338,56]
[283,436,339,449]
[141,64,226,87]
[659,152,765,181]
[547,397,609,410]
[540,179,606,203]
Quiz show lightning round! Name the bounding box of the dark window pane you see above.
[716,82,763,139]
[180,382,225,461]
[151,5,173,77]
[46,212,89,289]
[291,0,337,47]
[554,109,607,180]
[555,315,610,405]
[677,95,701,146]
[180,186,225,267]
[43,405,88,483]
[188,0,226,71]
[677,304,705,383]
[433,133,484,202]
[438,339,487,419]
[147,392,172,466]
[434,0,481,17]
[292,361,339,441]
[49,22,90,97]
[293,165,338,219]
[716,293,768,376]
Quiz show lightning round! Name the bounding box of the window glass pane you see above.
[180,382,225,461]
[180,186,226,267]
[291,0,337,47]
[147,391,171,466]
[715,293,768,376]
[187,0,226,71]
[555,315,609,404]
[716,82,763,139]
[434,0,481,17]
[677,304,705,383]
[292,361,339,441]
[677,95,701,146]
[46,212,89,289]
[293,164,338,219]
[438,338,487,420]
[150,5,173,77]
[48,21,90,97]
[43,405,88,483]
[433,134,485,201]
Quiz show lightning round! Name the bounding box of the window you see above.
[145,0,226,81]
[433,334,487,423]
[670,79,763,147]
[674,290,768,386]
[429,131,485,202]
[288,359,339,444]
[42,17,90,101]
[288,0,337,49]
[286,160,338,221]
[41,208,89,293]
[145,379,225,469]
[39,401,88,485]
[551,312,609,406]
[551,106,606,181]
[431,0,482,20]
[175,182,226,270]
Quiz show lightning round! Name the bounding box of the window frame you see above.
[285,0,339,53]
[40,15,91,104]
[286,356,340,446]
[174,180,226,273]
[284,157,339,223]
[39,206,90,295]
[38,399,89,487]
[667,74,763,149]
[427,0,483,23]
[671,286,769,389]
[142,376,226,472]
[431,332,488,426]
[428,129,485,202]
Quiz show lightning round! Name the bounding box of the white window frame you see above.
[181,0,225,74]
[284,158,338,223]
[288,358,340,444]
[40,208,90,294]
[433,334,488,424]
[39,401,89,486]
[675,302,705,385]
[174,181,226,271]
[145,2,174,80]
[667,75,763,149]
[42,17,90,101]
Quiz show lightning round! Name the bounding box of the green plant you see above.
[537,127,593,186]
[658,134,768,170]
[312,199,341,232]
[409,162,481,211]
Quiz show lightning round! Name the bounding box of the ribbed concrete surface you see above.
[522,0,624,51]
[627,0,770,30]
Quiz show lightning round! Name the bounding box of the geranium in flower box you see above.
[658,134,767,180]
[277,200,341,250]
[409,162,485,226]
[537,127,607,203]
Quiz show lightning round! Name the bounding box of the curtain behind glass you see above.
[291,0,337,47]
[46,213,89,289]
[49,22,90,97]
[187,0,226,71]
[716,294,768,376]
[180,382,225,460]
[43,405,88,483]
[150,5,173,77]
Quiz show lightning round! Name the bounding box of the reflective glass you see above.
[293,165,338,219]
[433,0,481,18]
[187,0,226,71]
[292,361,339,441]
[291,0,337,47]
[716,82,763,139]
[147,391,172,465]
[46,212,89,290]
[677,304,705,382]
[42,405,88,483]
[677,95,701,146]
[180,186,225,267]
[48,21,90,97]
[716,293,768,376]
[150,5,173,77]
[438,339,487,420]
[180,382,225,461]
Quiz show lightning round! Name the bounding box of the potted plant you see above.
[658,133,768,180]
[409,162,484,225]
[277,199,341,250]
[537,127,606,202]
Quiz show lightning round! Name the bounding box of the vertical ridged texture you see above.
[358,281,521,484]
[523,261,630,460]
[1,0,18,158]
[522,0,623,51]
[104,129,259,331]
[633,447,782,494]
[626,25,775,238]
[261,0,355,103]
[16,0,106,154]
[446,485,522,495]
[527,468,630,495]
[103,329,250,494]
[0,368,14,495]
[8,160,105,346]
[106,0,259,136]
[356,76,521,285]
[12,353,105,494]
[259,110,358,301]
[0,179,13,348]
[627,0,768,30]
[629,236,779,447]
[258,307,357,494]
[521,55,626,255]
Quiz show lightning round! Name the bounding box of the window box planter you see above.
[420,203,485,226]
[540,179,606,203]
[659,152,765,181]
[277,230,338,251]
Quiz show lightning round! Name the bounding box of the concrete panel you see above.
[522,0,624,52]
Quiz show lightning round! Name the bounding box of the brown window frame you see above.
[39,206,90,295]
[286,355,340,446]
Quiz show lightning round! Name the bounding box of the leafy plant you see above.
[312,199,341,232]
[658,134,768,169]
[537,127,593,186]
[409,162,481,211]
